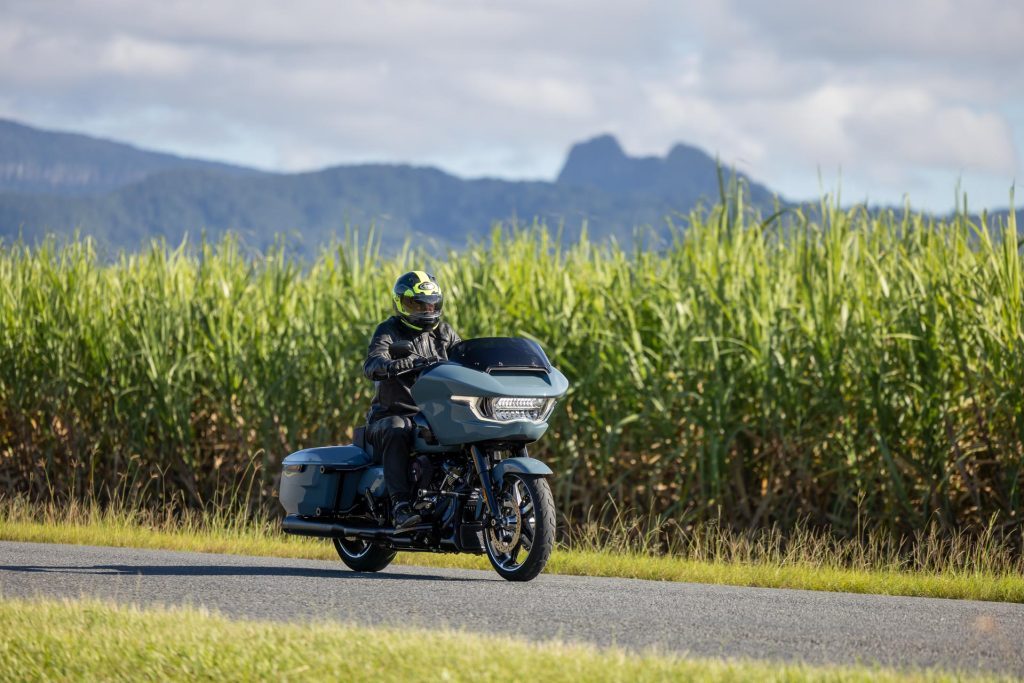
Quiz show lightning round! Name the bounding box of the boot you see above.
[392,497,422,532]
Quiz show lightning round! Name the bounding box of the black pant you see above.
[367,415,415,501]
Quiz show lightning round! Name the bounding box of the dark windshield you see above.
[447,337,552,373]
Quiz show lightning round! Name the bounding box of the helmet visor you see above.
[400,294,443,316]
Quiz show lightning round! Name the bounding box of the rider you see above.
[363,271,461,531]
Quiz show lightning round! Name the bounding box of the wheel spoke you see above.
[519,523,534,550]
[336,538,371,559]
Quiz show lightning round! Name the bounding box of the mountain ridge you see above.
[8,118,1016,252]
[0,119,781,250]
[0,118,260,195]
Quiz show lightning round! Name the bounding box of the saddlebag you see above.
[279,446,371,517]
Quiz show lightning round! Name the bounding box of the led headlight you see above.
[451,395,557,423]
[485,397,555,422]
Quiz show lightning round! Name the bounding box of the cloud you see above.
[98,35,195,76]
[650,1,1023,204]
[0,0,1019,210]
[730,0,1024,67]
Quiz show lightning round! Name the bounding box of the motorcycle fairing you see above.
[411,363,569,445]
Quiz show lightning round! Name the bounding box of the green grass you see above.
[0,598,1011,682]
[2,192,1023,535]
[3,498,1022,603]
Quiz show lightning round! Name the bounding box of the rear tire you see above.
[484,474,555,582]
[333,538,397,572]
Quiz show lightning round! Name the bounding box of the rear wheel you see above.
[333,537,396,572]
[484,474,555,582]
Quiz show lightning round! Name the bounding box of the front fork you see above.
[471,444,533,520]
[470,445,502,519]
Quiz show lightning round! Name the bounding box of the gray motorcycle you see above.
[278,337,569,581]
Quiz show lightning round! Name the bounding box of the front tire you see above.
[333,537,397,572]
[484,474,556,582]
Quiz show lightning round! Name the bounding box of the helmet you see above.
[392,270,444,331]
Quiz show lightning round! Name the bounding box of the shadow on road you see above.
[0,564,484,582]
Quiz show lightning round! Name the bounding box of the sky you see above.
[1,0,1021,211]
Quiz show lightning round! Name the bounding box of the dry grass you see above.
[3,496,1022,602]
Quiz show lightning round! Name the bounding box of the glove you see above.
[414,355,442,367]
[387,356,416,377]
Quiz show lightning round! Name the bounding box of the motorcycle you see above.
[278,337,569,581]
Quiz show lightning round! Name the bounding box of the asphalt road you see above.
[1,541,1022,675]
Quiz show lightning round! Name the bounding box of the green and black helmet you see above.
[392,270,444,331]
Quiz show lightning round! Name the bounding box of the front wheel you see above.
[484,474,556,582]
[333,537,397,572]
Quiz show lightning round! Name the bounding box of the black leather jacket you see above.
[363,316,461,423]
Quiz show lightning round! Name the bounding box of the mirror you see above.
[389,340,415,358]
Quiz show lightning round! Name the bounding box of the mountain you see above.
[557,134,775,207]
[0,120,781,250]
[0,119,258,195]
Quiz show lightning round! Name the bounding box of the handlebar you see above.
[393,357,445,377]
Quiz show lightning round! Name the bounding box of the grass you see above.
[3,497,1023,603]
[0,598,1012,682]
[2,192,1023,534]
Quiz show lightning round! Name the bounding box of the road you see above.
[1,541,1021,675]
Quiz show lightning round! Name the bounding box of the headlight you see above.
[452,396,556,423]
[484,397,555,422]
